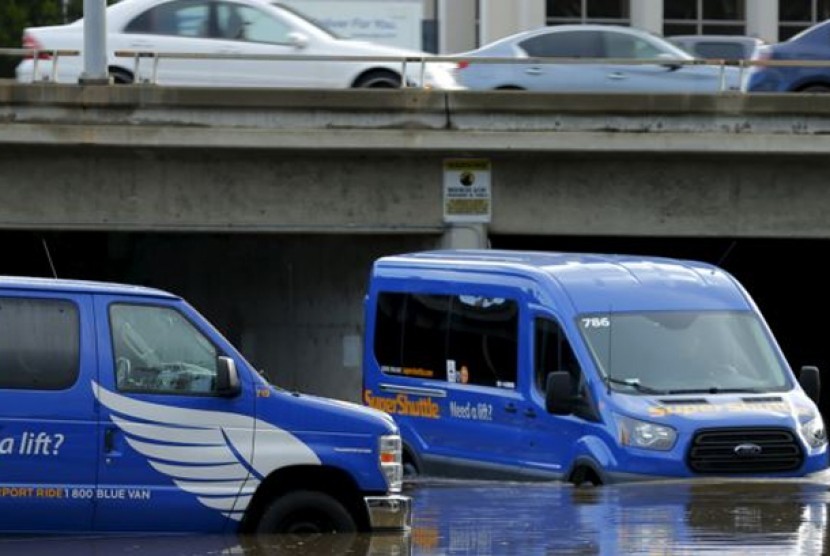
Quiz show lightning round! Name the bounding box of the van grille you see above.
[687,428,803,474]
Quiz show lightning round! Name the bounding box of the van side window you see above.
[373,292,519,388]
[110,304,219,395]
[0,297,79,390]
[534,318,581,393]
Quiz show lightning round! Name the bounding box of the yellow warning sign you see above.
[443,158,491,223]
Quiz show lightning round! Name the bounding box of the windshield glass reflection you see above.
[579,311,791,394]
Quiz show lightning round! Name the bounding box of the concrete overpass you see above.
[2,83,830,409]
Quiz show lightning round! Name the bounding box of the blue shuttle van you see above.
[0,276,409,534]
[362,250,828,485]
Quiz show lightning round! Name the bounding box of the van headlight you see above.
[379,434,403,493]
[617,415,677,451]
[801,415,828,449]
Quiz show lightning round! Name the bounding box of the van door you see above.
[370,291,526,478]
[92,296,255,533]
[0,291,98,532]
[518,314,585,479]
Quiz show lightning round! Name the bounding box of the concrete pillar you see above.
[630,0,663,34]
[438,0,477,53]
[747,0,778,43]
[441,224,489,249]
[480,0,544,44]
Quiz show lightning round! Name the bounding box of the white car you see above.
[16,0,459,89]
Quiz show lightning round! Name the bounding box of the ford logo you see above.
[734,443,763,457]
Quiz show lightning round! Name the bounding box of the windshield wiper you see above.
[604,376,668,395]
[665,387,768,395]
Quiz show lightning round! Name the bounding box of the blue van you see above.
[362,250,828,484]
[0,276,409,534]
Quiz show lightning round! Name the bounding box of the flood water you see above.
[2,475,830,555]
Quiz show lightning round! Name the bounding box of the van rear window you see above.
[374,292,518,389]
[0,297,80,390]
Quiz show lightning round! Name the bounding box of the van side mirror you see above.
[799,365,821,404]
[546,371,574,415]
[216,356,241,397]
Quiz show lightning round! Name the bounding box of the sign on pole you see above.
[443,158,492,224]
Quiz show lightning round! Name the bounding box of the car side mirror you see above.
[657,52,683,71]
[799,365,821,404]
[288,32,309,49]
[216,355,241,397]
[546,371,575,415]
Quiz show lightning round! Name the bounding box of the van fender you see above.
[568,435,618,485]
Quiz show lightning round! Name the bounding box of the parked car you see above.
[452,25,742,93]
[667,35,765,61]
[15,0,459,89]
[746,19,830,92]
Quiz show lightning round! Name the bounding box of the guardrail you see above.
[113,50,744,90]
[5,46,830,93]
[0,48,80,83]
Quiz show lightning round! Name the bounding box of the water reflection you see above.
[1,477,828,555]
[410,477,830,555]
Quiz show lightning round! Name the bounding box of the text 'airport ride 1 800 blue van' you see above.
[0,276,409,535]
[362,250,829,485]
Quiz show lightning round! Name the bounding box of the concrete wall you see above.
[112,234,437,402]
[7,84,830,402]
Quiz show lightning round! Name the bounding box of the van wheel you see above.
[256,491,356,535]
[570,466,602,487]
[353,69,401,88]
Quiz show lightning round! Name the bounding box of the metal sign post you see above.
[79,0,110,84]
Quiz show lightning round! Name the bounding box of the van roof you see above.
[374,249,748,312]
[0,275,178,299]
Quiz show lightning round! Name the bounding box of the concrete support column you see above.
[747,0,778,43]
[438,0,477,53]
[79,0,110,84]
[630,0,663,34]
[441,224,489,249]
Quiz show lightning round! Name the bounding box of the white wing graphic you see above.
[92,381,320,521]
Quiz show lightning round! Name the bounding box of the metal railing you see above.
[113,50,745,91]
[5,46,830,93]
[0,48,80,83]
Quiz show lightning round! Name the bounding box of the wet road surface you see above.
[2,476,829,555]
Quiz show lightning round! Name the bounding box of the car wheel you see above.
[109,68,134,85]
[353,69,401,88]
[256,491,357,535]
[799,84,830,93]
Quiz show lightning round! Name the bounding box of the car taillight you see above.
[22,33,51,60]
[456,60,470,71]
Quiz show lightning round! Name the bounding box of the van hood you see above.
[259,384,398,436]
[613,391,817,430]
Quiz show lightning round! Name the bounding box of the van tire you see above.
[256,490,357,535]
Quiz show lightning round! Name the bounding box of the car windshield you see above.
[270,1,343,39]
[578,311,791,394]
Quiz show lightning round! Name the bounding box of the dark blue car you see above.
[748,19,830,92]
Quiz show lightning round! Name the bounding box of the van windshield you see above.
[578,311,791,394]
